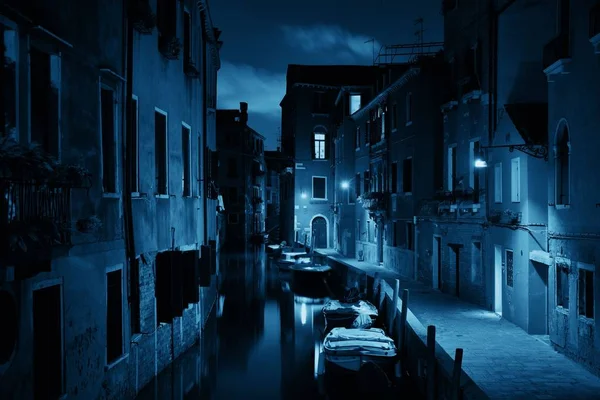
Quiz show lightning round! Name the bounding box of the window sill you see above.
[155,194,169,199]
[555,204,570,210]
[105,352,129,371]
[405,121,413,127]
[579,315,594,325]
[131,192,140,198]
[311,198,328,202]
[312,159,329,162]
[102,192,121,199]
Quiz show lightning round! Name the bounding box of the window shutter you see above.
[324,133,330,159]
[182,250,200,305]
[310,132,316,159]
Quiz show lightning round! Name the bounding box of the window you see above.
[1,24,18,138]
[130,96,140,193]
[30,47,61,158]
[350,94,361,114]
[312,176,327,200]
[227,157,238,178]
[556,125,570,205]
[365,121,370,146]
[403,158,413,194]
[406,222,414,250]
[313,92,326,114]
[367,220,371,242]
[355,173,361,199]
[558,0,570,35]
[355,126,360,149]
[511,157,520,203]
[406,92,413,124]
[313,132,326,159]
[157,0,177,37]
[106,267,123,364]
[229,187,238,204]
[228,213,239,224]
[578,268,594,319]
[556,263,569,309]
[182,123,191,196]
[392,221,398,246]
[363,170,370,193]
[154,109,168,195]
[357,219,361,238]
[494,162,502,203]
[101,87,117,193]
[391,162,398,193]
[392,103,398,130]
[506,249,514,287]
[447,146,456,191]
[183,10,192,67]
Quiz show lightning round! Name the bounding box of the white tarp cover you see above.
[322,300,378,317]
[291,264,332,273]
[324,328,397,357]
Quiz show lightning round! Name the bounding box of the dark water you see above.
[136,248,420,400]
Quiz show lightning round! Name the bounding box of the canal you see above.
[135,248,422,399]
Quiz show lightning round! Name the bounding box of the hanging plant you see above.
[76,215,103,233]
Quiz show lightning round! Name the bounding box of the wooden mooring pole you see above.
[451,348,464,400]
[399,289,409,375]
[426,325,436,400]
[388,279,400,336]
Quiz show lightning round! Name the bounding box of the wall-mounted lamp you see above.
[301,191,307,199]
[474,142,548,169]
[341,180,350,189]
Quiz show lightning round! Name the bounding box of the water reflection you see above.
[136,246,330,400]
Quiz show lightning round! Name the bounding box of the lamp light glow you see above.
[341,181,350,189]
[474,158,488,168]
[301,191,307,199]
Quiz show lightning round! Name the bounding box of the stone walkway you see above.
[315,249,600,400]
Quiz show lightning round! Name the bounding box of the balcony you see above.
[543,33,571,80]
[589,3,600,53]
[159,35,181,60]
[1,181,71,271]
[358,191,388,219]
[130,0,156,35]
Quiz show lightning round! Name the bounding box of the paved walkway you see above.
[316,249,600,400]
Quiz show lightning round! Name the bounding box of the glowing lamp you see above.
[341,181,350,189]
[474,158,488,168]
[301,191,307,199]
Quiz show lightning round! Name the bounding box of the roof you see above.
[504,103,548,145]
[285,64,378,91]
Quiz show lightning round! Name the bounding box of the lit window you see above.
[350,94,361,114]
[314,132,326,159]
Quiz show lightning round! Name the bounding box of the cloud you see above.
[217,60,286,120]
[280,24,381,62]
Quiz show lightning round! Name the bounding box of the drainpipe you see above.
[123,0,136,323]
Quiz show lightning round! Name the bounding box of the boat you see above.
[322,299,378,333]
[276,251,312,271]
[323,328,397,374]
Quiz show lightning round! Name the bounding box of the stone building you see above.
[264,149,294,245]
[279,65,376,249]
[543,0,600,373]
[216,102,267,249]
[0,0,222,398]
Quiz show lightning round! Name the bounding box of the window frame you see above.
[154,107,169,197]
[99,81,120,195]
[311,176,327,200]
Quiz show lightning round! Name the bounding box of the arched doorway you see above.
[311,216,327,249]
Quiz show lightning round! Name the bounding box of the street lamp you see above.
[474,143,549,169]
[341,180,350,189]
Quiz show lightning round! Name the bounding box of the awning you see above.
[504,103,548,145]
[529,250,552,265]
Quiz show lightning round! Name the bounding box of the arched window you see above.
[555,122,570,206]
[311,126,328,160]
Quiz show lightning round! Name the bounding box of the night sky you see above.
[211,0,444,150]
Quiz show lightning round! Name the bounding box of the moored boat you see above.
[322,299,378,333]
[323,328,397,373]
[276,251,312,270]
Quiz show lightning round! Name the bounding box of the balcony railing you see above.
[1,181,72,268]
[590,4,600,39]
[543,33,570,71]
[358,191,388,217]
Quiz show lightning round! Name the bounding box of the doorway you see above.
[494,245,503,315]
[33,283,63,399]
[531,260,549,334]
[312,216,327,249]
[432,236,442,290]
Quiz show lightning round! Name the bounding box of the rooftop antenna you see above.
[364,38,375,65]
[414,17,425,59]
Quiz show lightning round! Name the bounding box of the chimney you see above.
[239,102,248,125]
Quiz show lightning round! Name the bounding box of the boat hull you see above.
[324,353,397,373]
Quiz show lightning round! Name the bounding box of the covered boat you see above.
[322,299,378,333]
[323,328,397,373]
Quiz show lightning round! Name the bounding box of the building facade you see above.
[264,149,294,245]
[0,0,222,398]
[279,65,376,249]
[216,102,267,249]
[544,0,600,373]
